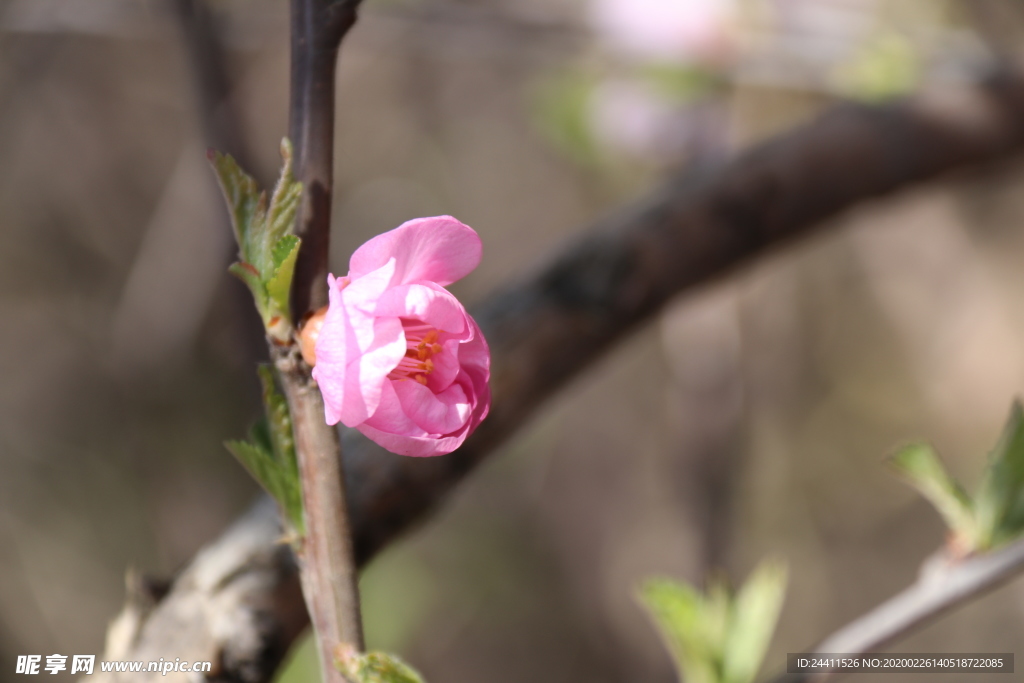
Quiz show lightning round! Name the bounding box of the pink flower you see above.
[311,216,491,457]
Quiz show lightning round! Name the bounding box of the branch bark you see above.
[95,70,1024,682]
[282,1,366,680]
[768,536,1024,682]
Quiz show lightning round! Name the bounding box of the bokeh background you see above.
[4,0,1024,681]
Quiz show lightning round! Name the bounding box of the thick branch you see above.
[99,71,1024,682]
[769,537,1024,682]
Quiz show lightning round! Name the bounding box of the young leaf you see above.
[266,138,303,245]
[638,579,719,683]
[336,650,426,683]
[887,443,976,545]
[227,261,269,319]
[209,139,304,337]
[266,235,301,319]
[257,364,303,533]
[208,150,265,252]
[974,401,1024,549]
[225,438,287,511]
[723,560,788,683]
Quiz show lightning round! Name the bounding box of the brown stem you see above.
[276,348,364,675]
[286,0,366,680]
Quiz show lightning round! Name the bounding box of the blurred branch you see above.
[110,0,263,373]
[172,0,251,169]
[98,69,1024,682]
[769,537,1024,683]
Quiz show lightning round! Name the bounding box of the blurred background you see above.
[4,0,1024,681]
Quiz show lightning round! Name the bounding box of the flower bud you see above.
[298,306,328,366]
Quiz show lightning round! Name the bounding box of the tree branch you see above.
[282,0,366,680]
[96,70,1024,682]
[769,536,1024,682]
[289,0,362,319]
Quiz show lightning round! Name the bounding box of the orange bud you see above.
[298,306,328,366]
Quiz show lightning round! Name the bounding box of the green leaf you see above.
[225,437,287,512]
[638,578,720,683]
[209,139,304,336]
[336,651,426,683]
[888,443,976,545]
[225,366,303,536]
[228,261,269,319]
[257,365,303,534]
[723,560,788,683]
[266,138,303,246]
[640,563,788,683]
[974,401,1024,549]
[266,235,301,320]
[208,150,266,255]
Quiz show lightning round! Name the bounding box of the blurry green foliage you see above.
[889,401,1024,552]
[833,32,920,102]
[638,559,788,683]
[534,71,603,168]
[337,649,426,683]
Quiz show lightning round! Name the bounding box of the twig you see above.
[276,347,364,674]
[768,536,1024,683]
[95,68,1024,682]
[282,0,366,681]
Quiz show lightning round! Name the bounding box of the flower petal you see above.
[393,378,472,435]
[425,339,460,392]
[375,283,468,334]
[313,263,405,427]
[357,422,471,458]
[348,216,482,286]
[363,379,426,437]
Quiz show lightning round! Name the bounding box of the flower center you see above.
[388,322,444,385]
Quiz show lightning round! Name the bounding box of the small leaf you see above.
[888,443,976,545]
[723,560,788,683]
[975,401,1024,548]
[209,150,265,255]
[266,235,301,322]
[257,365,303,534]
[266,138,303,245]
[210,140,303,338]
[638,579,719,683]
[225,438,287,510]
[228,261,269,319]
[336,650,426,683]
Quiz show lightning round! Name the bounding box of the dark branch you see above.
[289,0,363,320]
[96,70,1024,683]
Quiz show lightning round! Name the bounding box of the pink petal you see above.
[363,380,427,437]
[393,378,472,434]
[375,283,468,334]
[425,339,460,393]
[314,316,404,427]
[357,422,471,458]
[348,216,482,286]
[313,262,405,427]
